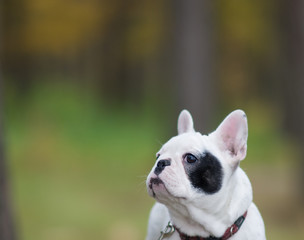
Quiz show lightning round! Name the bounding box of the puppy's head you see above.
[146,109,248,205]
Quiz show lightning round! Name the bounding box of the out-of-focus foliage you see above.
[4,0,165,58]
[6,82,162,240]
[6,0,103,55]
[216,0,280,104]
[23,0,104,55]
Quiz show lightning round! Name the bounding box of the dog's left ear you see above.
[212,110,248,163]
[178,109,195,135]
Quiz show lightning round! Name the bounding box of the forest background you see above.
[1,1,304,240]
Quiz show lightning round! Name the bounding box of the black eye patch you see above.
[184,152,223,194]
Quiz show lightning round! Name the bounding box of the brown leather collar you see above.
[174,211,248,240]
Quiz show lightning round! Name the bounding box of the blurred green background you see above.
[1,1,304,240]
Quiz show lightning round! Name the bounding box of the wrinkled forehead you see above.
[158,132,218,157]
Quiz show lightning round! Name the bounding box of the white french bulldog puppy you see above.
[146,110,266,240]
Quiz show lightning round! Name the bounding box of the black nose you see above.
[154,159,171,175]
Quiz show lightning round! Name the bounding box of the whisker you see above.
[155,139,163,147]
[137,175,148,192]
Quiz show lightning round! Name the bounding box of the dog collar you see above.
[173,211,248,240]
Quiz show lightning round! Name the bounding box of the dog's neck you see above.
[167,168,252,238]
[174,211,248,240]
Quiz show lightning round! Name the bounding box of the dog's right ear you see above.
[212,110,248,163]
[178,110,195,135]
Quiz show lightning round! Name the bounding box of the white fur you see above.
[146,110,266,240]
[177,110,195,135]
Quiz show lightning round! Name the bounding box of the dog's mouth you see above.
[149,177,165,198]
[148,177,187,201]
[149,177,163,186]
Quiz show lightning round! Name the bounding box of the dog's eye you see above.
[184,153,197,164]
[156,154,160,160]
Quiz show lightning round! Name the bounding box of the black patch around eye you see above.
[184,152,223,194]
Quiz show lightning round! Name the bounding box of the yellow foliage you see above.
[6,0,165,60]
[218,0,277,56]
[20,0,111,55]
[125,1,165,62]
[216,0,278,103]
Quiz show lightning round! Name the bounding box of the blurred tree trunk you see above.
[281,0,304,198]
[0,2,16,239]
[172,0,216,133]
[0,82,16,240]
[100,0,144,107]
[2,0,32,95]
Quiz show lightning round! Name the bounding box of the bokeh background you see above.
[1,1,304,240]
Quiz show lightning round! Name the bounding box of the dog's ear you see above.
[212,110,248,162]
[178,110,195,135]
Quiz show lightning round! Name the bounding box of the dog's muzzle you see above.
[154,159,171,175]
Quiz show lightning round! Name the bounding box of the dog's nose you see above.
[154,159,171,175]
